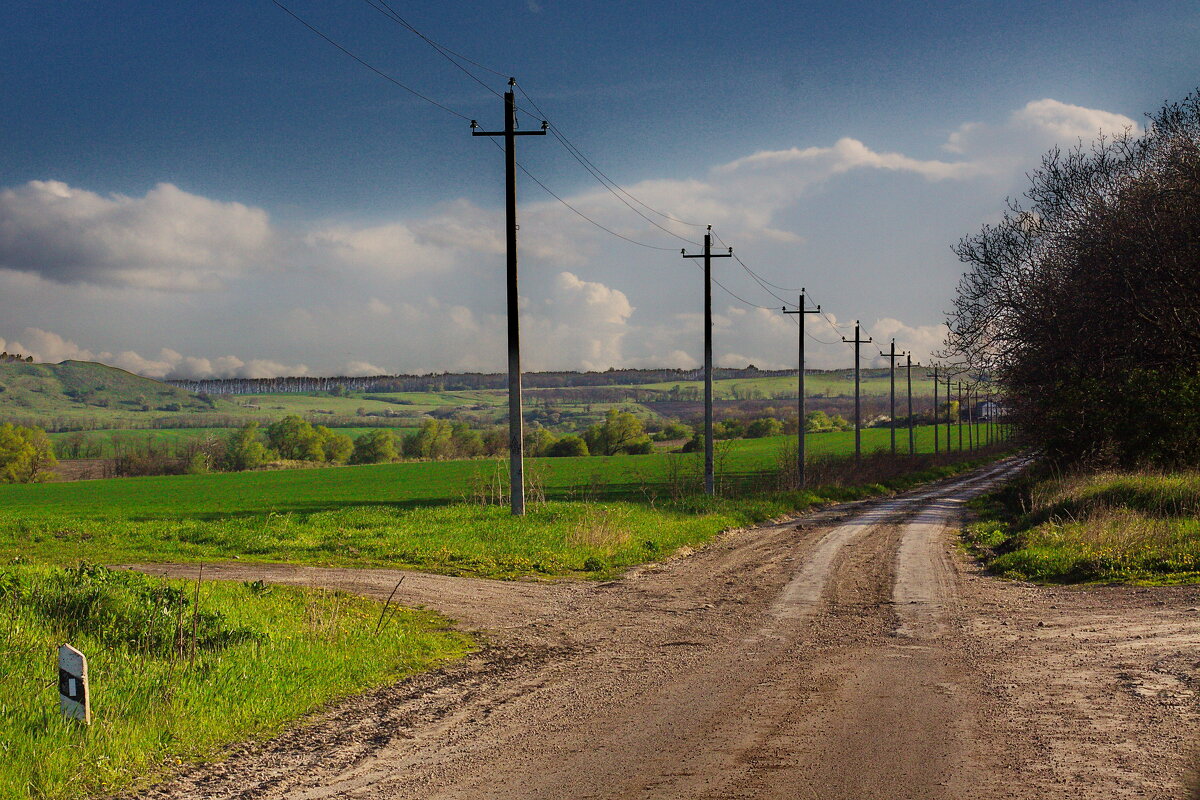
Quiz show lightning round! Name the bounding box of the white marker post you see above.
[58,644,90,724]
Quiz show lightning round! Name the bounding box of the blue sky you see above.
[1,1,1197,378]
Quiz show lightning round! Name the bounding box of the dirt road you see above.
[130,460,1199,799]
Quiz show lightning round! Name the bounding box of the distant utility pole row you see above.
[477,80,1004,514]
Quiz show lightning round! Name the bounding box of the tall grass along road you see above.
[134,459,1198,799]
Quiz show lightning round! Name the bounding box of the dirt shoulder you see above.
[126,460,1199,799]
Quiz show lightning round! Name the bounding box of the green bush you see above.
[547,434,588,457]
[351,429,398,464]
[0,422,57,483]
[224,423,269,471]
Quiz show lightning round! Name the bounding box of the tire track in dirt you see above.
[127,458,1198,799]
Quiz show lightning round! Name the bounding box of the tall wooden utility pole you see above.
[842,322,872,462]
[879,338,900,455]
[471,78,546,516]
[956,380,964,452]
[783,290,821,487]
[967,383,976,450]
[905,352,915,455]
[930,365,940,454]
[682,227,732,496]
[940,371,950,453]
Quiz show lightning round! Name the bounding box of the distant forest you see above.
[168,366,806,395]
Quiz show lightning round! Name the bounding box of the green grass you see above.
[0,563,471,799]
[963,469,1200,584]
[0,433,1005,579]
[3,426,983,520]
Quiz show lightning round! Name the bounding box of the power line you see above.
[708,227,817,313]
[344,2,707,242]
[360,0,507,99]
[311,3,705,250]
[514,84,708,230]
[361,0,509,79]
[681,255,782,311]
[483,138,681,251]
[270,0,472,121]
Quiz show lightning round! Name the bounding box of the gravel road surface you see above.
[127,459,1199,799]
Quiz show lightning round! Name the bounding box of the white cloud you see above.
[525,272,635,371]
[1011,98,1140,141]
[2,328,94,363]
[343,360,386,376]
[943,99,1140,161]
[0,181,273,290]
[719,137,982,183]
[861,317,949,367]
[0,98,1141,376]
[0,327,307,379]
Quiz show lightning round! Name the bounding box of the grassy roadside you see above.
[963,468,1200,584]
[0,564,472,800]
[1,449,1009,581]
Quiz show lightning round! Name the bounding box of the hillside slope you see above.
[0,360,221,426]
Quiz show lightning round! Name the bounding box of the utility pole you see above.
[943,372,955,452]
[842,321,872,462]
[964,383,974,450]
[879,339,900,455]
[471,78,547,516]
[682,227,732,496]
[930,365,940,454]
[985,389,992,445]
[905,352,914,456]
[783,290,821,487]
[956,380,964,452]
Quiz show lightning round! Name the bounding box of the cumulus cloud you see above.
[343,360,386,376]
[0,327,307,379]
[943,98,1141,161]
[719,137,982,183]
[0,97,1141,376]
[0,181,273,290]
[861,318,950,367]
[524,272,636,371]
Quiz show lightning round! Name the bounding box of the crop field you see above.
[8,426,981,517]
[229,389,506,417]
[0,426,1003,578]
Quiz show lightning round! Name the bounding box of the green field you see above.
[6,426,991,518]
[2,360,952,437]
[0,426,1005,579]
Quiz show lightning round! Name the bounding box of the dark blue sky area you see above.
[3,1,1195,218]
